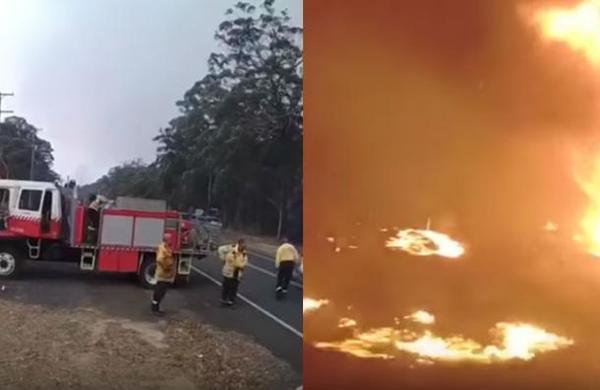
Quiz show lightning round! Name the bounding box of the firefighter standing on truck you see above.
[275,236,300,299]
[152,232,176,315]
[86,194,110,244]
[219,238,248,306]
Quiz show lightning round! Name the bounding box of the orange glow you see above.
[386,229,465,258]
[532,0,600,66]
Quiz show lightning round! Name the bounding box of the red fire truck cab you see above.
[0,179,214,288]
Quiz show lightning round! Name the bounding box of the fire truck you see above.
[0,179,215,288]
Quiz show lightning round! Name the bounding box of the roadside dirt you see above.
[0,298,299,389]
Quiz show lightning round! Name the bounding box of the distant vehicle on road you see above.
[198,215,223,229]
[184,213,223,243]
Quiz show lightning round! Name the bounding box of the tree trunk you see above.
[234,193,244,229]
[276,202,284,240]
[279,180,290,240]
[207,173,212,208]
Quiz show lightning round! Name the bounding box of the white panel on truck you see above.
[101,215,133,246]
[133,217,164,247]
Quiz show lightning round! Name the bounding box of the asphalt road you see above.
[304,233,600,389]
[0,249,303,387]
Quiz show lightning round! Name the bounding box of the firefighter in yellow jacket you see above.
[275,236,300,298]
[219,238,248,306]
[152,232,176,314]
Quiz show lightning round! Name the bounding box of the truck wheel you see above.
[0,247,22,279]
[138,258,157,290]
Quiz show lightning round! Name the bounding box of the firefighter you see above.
[275,236,300,298]
[86,194,109,244]
[151,232,176,315]
[219,238,248,306]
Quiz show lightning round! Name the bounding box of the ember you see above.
[403,310,436,325]
[338,318,357,328]
[543,221,558,232]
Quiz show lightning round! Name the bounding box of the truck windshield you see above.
[19,189,42,211]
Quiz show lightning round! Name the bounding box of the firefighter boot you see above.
[275,287,284,300]
[151,301,164,315]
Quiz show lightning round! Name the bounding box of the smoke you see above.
[306,0,598,249]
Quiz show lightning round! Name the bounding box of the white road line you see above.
[191,265,303,339]
[246,262,303,289]
[247,262,277,277]
[247,250,275,261]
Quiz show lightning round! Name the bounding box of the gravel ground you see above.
[0,298,299,390]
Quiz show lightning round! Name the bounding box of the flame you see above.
[404,310,436,325]
[543,221,559,232]
[314,321,573,363]
[531,0,600,66]
[304,298,329,313]
[395,331,487,363]
[386,229,465,258]
[338,317,358,328]
[574,154,600,256]
[489,322,574,361]
[314,327,395,360]
[396,323,573,363]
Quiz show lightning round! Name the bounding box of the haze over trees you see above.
[81,0,303,240]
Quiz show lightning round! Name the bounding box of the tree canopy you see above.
[0,116,58,182]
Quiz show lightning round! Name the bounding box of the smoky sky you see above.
[0,0,302,185]
[305,0,599,247]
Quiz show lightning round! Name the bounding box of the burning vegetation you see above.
[310,306,574,365]
[303,298,330,314]
[385,228,465,259]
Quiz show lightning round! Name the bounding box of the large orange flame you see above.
[531,0,600,66]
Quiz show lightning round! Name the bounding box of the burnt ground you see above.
[304,232,600,389]
[0,255,302,390]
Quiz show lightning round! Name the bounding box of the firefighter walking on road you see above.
[275,237,300,299]
[219,239,248,306]
[151,232,176,315]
